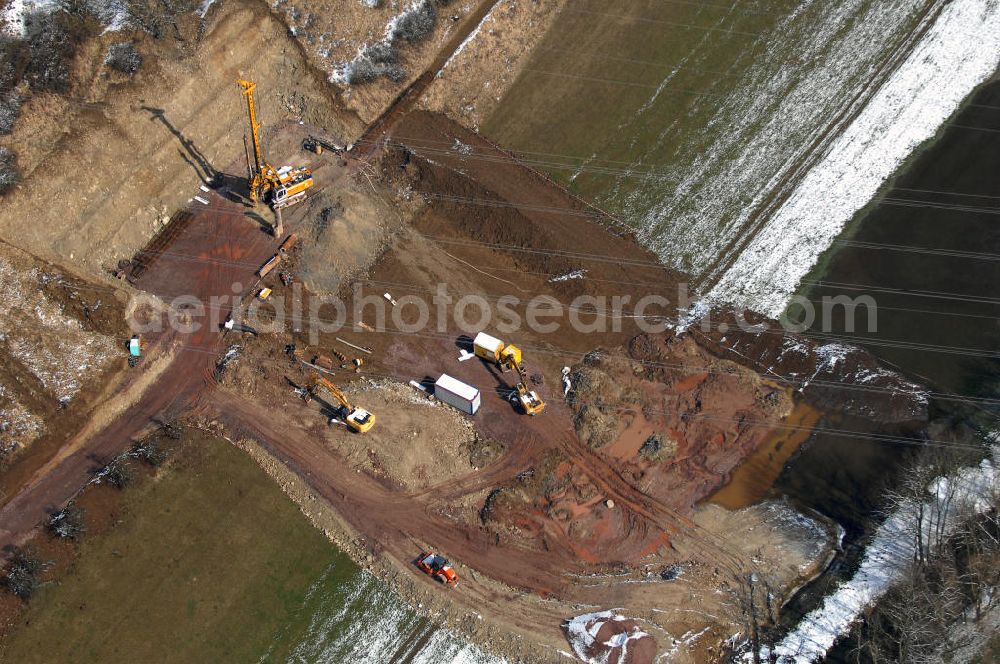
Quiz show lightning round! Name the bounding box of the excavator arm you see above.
[310,374,352,410]
[306,373,376,433]
[499,353,546,416]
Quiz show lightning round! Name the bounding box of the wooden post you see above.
[273,205,283,238]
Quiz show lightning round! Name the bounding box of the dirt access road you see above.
[0,0,502,551]
[0,142,346,550]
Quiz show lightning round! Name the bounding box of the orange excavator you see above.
[238,79,314,207]
[302,372,375,433]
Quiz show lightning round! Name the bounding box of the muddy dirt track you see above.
[0,148,338,549]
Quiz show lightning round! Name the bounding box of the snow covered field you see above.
[709,0,1000,317]
[617,0,932,277]
[593,0,999,321]
[266,564,507,664]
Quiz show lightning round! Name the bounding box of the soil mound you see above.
[563,611,657,664]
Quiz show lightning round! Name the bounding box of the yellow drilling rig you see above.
[238,79,314,207]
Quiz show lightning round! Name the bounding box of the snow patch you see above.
[550,269,587,283]
[710,0,1000,316]
[564,610,651,663]
[758,446,1000,662]
[814,343,853,371]
[451,138,473,155]
[2,0,57,36]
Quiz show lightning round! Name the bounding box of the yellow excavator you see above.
[473,332,546,415]
[238,79,314,207]
[303,372,375,433]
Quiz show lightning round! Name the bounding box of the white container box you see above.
[434,374,481,415]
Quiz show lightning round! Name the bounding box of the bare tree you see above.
[48,503,85,539]
[0,146,16,193]
[130,437,167,466]
[3,546,46,599]
[952,486,1000,620]
[104,42,142,74]
[725,563,780,664]
[101,455,134,488]
[878,449,964,567]
[851,450,1000,663]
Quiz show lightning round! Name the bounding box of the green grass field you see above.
[0,434,354,663]
[481,0,930,278]
[482,0,790,202]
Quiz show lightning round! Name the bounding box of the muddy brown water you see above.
[708,401,821,510]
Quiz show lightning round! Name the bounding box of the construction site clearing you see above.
[0,27,932,663]
[0,94,924,663]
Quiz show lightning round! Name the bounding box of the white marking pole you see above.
[336,337,372,355]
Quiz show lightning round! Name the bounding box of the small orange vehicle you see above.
[416,551,458,586]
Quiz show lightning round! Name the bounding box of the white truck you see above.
[434,374,481,415]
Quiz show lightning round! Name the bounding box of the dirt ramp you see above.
[387,110,683,292]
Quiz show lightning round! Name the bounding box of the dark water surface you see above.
[775,74,1000,654]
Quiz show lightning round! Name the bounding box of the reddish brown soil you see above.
[480,333,791,564]
[205,112,793,591]
[0,124,343,553]
[0,113,840,661]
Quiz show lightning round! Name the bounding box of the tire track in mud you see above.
[208,387,572,590]
[549,431,747,577]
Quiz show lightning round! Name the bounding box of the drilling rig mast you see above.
[238,79,314,207]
